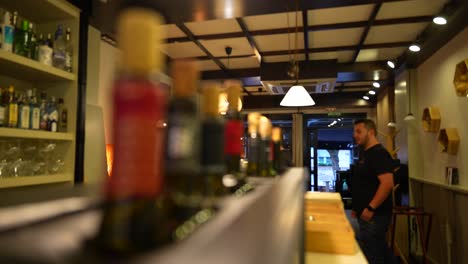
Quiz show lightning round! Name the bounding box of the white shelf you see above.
[0,128,74,141]
[0,0,79,22]
[0,174,72,188]
[410,176,468,195]
[0,49,76,82]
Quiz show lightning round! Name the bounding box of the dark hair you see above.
[354,119,377,134]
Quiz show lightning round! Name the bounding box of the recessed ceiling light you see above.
[433,16,447,25]
[409,44,421,52]
[373,82,380,88]
[387,61,395,69]
[363,96,370,100]
[369,90,376,95]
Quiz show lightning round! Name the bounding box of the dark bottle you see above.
[165,60,202,206]
[95,8,173,254]
[28,23,38,60]
[224,80,243,180]
[201,82,230,197]
[272,127,284,174]
[258,116,275,177]
[0,88,5,127]
[58,98,67,132]
[246,112,261,176]
[39,92,48,130]
[7,86,18,128]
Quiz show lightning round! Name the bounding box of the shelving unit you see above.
[0,0,80,188]
[410,176,468,195]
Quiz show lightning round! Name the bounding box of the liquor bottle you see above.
[38,34,53,66]
[7,86,18,128]
[0,88,5,127]
[46,33,53,48]
[18,91,30,129]
[0,88,8,127]
[224,80,243,180]
[65,27,72,72]
[39,92,48,130]
[2,11,13,52]
[201,82,229,197]
[29,90,40,130]
[52,25,66,70]
[272,127,283,174]
[96,8,172,254]
[165,60,202,205]
[246,112,261,176]
[58,98,67,132]
[47,96,58,132]
[12,12,22,55]
[258,116,275,177]
[28,23,38,60]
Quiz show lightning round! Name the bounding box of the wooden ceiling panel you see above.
[364,23,428,44]
[200,37,254,57]
[219,57,260,69]
[356,47,406,62]
[161,42,206,58]
[160,24,186,38]
[309,28,364,48]
[185,18,242,36]
[309,51,355,63]
[243,11,303,31]
[262,54,306,63]
[254,33,305,52]
[377,0,447,20]
[307,4,374,25]
[198,59,221,71]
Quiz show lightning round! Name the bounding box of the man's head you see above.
[353,119,377,148]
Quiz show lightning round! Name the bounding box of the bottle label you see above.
[32,108,40,129]
[108,79,168,199]
[3,26,13,49]
[50,121,57,132]
[49,110,58,121]
[65,53,72,71]
[167,116,198,160]
[20,106,30,128]
[60,110,67,130]
[224,120,243,155]
[0,106,5,125]
[9,104,18,126]
[38,45,53,66]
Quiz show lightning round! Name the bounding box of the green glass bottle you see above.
[201,82,230,197]
[272,127,284,174]
[28,23,38,60]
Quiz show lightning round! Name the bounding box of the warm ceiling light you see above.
[433,16,447,25]
[372,82,380,88]
[218,92,242,113]
[363,96,370,100]
[280,85,315,107]
[409,44,421,52]
[404,113,416,121]
[369,90,376,95]
[387,60,395,69]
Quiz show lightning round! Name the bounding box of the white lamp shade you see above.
[280,85,315,107]
[404,113,416,121]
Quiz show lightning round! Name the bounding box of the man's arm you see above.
[360,172,394,221]
[369,173,394,209]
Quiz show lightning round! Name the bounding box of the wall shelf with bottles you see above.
[0,128,73,141]
[0,49,76,81]
[0,173,72,188]
[0,0,80,188]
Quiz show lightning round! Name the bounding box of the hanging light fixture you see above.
[404,70,416,121]
[280,1,315,107]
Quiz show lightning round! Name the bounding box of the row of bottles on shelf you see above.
[93,8,284,256]
[0,8,73,72]
[0,86,67,132]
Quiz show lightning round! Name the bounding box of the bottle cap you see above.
[117,8,164,75]
[201,81,220,116]
[259,116,272,138]
[272,127,282,142]
[225,80,242,111]
[171,60,200,97]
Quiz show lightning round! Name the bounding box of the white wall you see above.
[415,26,468,185]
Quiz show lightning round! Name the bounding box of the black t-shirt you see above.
[352,144,394,216]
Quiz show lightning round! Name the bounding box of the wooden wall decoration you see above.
[453,59,468,97]
[422,107,441,133]
[438,128,460,155]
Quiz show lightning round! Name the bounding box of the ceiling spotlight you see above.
[369,90,376,95]
[433,16,447,25]
[409,44,421,52]
[387,60,395,69]
[373,82,380,88]
[363,96,370,100]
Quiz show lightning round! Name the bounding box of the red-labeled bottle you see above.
[96,8,173,254]
[224,81,244,181]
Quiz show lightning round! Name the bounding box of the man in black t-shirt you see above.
[352,119,396,264]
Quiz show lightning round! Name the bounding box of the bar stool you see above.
[389,185,433,264]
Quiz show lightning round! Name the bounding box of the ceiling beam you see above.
[243,92,374,110]
[352,1,383,63]
[175,22,251,95]
[236,17,262,63]
[302,9,310,61]
[166,16,433,43]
